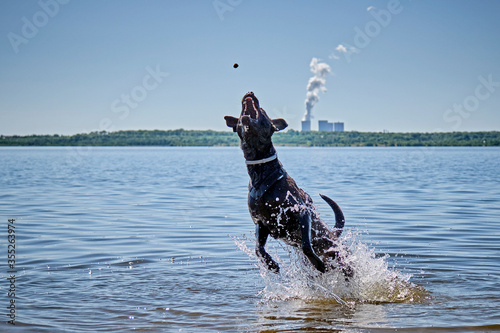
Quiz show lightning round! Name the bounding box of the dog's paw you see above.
[341,265,354,280]
[267,260,280,274]
[315,260,326,273]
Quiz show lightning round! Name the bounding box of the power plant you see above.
[301,58,344,132]
[301,120,344,132]
[301,120,311,132]
[334,122,344,131]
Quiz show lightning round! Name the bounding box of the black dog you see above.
[225,92,352,276]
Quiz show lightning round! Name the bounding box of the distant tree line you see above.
[273,130,500,147]
[1,129,499,147]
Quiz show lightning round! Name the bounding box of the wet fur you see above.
[225,92,352,276]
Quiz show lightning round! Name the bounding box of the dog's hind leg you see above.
[255,221,280,273]
[299,212,326,273]
[318,194,354,278]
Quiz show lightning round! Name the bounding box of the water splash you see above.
[233,229,428,305]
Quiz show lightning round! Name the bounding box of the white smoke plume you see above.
[303,58,331,121]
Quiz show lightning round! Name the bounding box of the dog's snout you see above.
[241,115,251,126]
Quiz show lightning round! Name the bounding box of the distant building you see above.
[318,120,334,132]
[301,120,311,132]
[302,119,344,132]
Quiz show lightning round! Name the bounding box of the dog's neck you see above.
[244,146,282,188]
[245,154,277,165]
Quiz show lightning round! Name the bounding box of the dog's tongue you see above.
[243,97,258,119]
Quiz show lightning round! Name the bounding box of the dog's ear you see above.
[271,118,288,132]
[224,116,239,132]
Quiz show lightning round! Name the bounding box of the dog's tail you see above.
[319,194,345,238]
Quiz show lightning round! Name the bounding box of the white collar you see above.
[245,154,277,165]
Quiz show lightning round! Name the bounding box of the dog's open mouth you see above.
[242,93,259,119]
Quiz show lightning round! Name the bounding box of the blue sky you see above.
[1,0,499,135]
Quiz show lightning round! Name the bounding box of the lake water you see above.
[1,146,499,332]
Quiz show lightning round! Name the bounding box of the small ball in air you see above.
[233,63,239,68]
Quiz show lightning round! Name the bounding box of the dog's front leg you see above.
[255,221,280,273]
[300,213,326,273]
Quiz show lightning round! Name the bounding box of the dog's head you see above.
[225,92,288,159]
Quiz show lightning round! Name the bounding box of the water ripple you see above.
[1,147,499,331]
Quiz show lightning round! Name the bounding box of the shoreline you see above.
[1,129,499,147]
